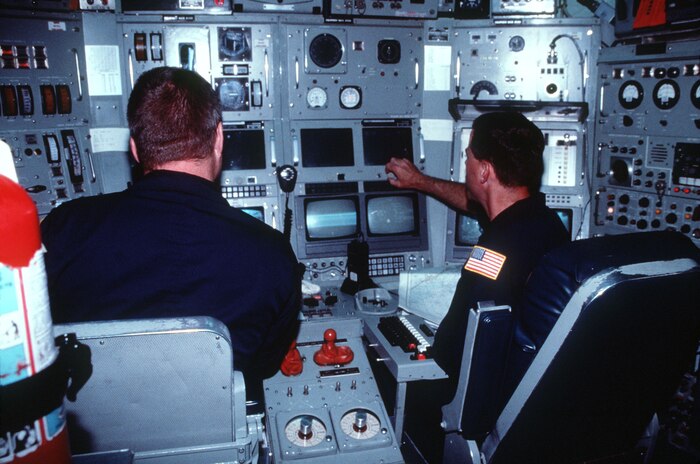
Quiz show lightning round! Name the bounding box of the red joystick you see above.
[280,340,303,376]
[313,328,354,366]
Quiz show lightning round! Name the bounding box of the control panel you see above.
[452,20,599,104]
[119,16,277,122]
[591,40,700,245]
[264,318,403,463]
[323,0,439,20]
[283,21,423,120]
[0,12,103,216]
[364,313,446,382]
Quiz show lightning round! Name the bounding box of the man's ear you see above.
[479,159,491,184]
[214,122,224,161]
[129,137,140,164]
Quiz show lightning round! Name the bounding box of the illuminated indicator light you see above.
[607,206,614,214]
[18,57,30,69]
[56,85,71,114]
[686,213,692,220]
[683,188,691,194]
[41,85,56,114]
[134,33,147,62]
[43,134,61,163]
[17,85,33,116]
[673,187,680,193]
[1,85,19,116]
[1,45,13,57]
[655,209,662,215]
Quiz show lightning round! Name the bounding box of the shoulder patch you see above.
[464,246,506,280]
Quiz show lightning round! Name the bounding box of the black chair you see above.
[442,231,700,464]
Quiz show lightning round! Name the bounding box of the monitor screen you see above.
[366,194,417,236]
[554,208,573,235]
[362,126,413,166]
[455,213,484,246]
[305,197,359,240]
[222,129,265,170]
[301,128,354,167]
[238,206,265,222]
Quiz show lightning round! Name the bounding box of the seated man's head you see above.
[127,67,223,177]
[469,111,545,195]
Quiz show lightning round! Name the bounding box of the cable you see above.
[283,193,293,242]
[549,34,588,103]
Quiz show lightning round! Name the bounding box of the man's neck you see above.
[483,186,531,221]
[145,159,218,182]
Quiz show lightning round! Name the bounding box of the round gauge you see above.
[306,87,328,108]
[339,86,361,109]
[339,409,382,440]
[691,80,700,109]
[653,79,680,109]
[377,39,401,64]
[618,80,643,110]
[284,415,327,447]
[218,79,248,111]
[508,35,525,52]
[309,33,343,69]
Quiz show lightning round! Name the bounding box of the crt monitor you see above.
[362,126,414,166]
[363,191,428,255]
[453,207,573,250]
[238,206,265,222]
[553,208,573,236]
[455,212,484,247]
[300,128,354,167]
[366,193,418,236]
[304,196,360,240]
[222,128,265,170]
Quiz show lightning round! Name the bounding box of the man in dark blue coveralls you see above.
[41,67,302,396]
[385,112,570,462]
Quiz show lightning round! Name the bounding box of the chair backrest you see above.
[480,231,700,463]
[54,317,251,457]
[441,302,513,440]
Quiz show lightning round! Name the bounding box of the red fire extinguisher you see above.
[0,174,72,464]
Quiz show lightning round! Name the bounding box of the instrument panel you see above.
[264,318,403,463]
[592,40,700,245]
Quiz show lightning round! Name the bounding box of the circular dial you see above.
[309,33,343,69]
[306,87,328,108]
[508,35,525,52]
[284,415,327,447]
[339,86,361,109]
[618,80,643,110]
[690,80,700,109]
[339,409,382,440]
[652,79,680,109]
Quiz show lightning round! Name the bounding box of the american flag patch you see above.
[464,246,506,280]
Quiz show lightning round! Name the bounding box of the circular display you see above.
[309,34,343,69]
[618,80,643,110]
[218,79,248,111]
[284,415,327,447]
[378,39,401,64]
[691,80,700,109]
[653,79,680,109]
[508,35,525,52]
[339,86,361,109]
[306,87,328,108]
[339,409,382,440]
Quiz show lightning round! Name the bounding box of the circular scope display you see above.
[308,34,343,69]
